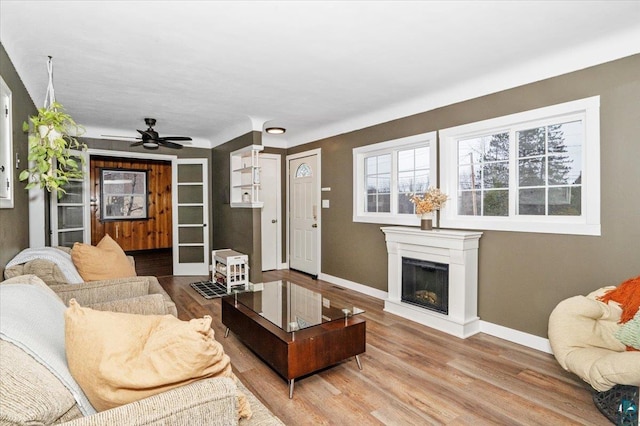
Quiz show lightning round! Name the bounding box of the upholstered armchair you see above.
[548,281,640,423]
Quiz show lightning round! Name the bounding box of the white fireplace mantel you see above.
[381,227,482,338]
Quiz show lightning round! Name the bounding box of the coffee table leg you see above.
[289,379,295,399]
[355,355,363,370]
[224,327,229,338]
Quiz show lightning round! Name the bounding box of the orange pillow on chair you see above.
[597,275,640,324]
[72,234,136,281]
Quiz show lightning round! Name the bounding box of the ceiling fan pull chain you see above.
[43,56,56,109]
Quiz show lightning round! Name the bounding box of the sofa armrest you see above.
[144,276,178,317]
[63,378,238,426]
[51,279,151,306]
[51,276,177,317]
[87,294,170,315]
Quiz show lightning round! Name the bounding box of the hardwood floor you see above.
[129,248,173,277]
[158,269,609,425]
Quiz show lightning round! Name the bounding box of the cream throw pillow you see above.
[64,299,251,418]
[71,234,136,281]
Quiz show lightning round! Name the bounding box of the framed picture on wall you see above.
[101,168,149,220]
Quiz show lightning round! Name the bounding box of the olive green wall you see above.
[287,54,640,338]
[211,131,263,283]
[0,43,37,273]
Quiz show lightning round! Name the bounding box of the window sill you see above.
[353,214,425,227]
[439,216,600,236]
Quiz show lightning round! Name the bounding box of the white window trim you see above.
[353,131,437,226]
[0,76,13,209]
[439,96,600,236]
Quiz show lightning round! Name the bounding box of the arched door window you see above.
[295,163,312,178]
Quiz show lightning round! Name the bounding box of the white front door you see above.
[288,152,319,276]
[261,154,281,271]
[172,158,209,275]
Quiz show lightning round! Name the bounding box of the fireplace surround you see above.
[381,227,482,338]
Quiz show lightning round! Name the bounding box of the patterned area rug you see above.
[190,280,229,299]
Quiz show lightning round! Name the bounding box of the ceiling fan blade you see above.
[130,141,144,147]
[102,134,140,140]
[160,136,192,141]
[159,140,184,149]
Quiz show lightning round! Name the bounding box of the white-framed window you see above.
[353,131,437,225]
[0,76,13,209]
[439,96,600,235]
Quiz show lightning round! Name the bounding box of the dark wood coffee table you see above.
[221,280,366,398]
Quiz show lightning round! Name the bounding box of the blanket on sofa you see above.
[0,284,96,415]
[6,247,84,283]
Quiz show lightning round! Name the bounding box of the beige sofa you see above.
[0,275,283,426]
[548,286,640,392]
[3,247,177,317]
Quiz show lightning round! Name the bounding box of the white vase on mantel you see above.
[420,212,433,231]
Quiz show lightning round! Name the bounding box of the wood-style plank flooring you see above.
[158,269,609,425]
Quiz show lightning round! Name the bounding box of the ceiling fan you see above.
[103,118,192,149]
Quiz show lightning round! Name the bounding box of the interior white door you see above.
[289,154,318,276]
[172,158,210,275]
[50,149,90,247]
[261,155,280,271]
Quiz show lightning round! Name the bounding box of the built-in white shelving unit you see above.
[230,144,264,208]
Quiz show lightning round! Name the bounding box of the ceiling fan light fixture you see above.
[143,141,159,149]
[265,127,286,134]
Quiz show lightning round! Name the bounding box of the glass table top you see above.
[233,280,364,332]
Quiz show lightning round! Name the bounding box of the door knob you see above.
[311,223,318,228]
[271,219,277,223]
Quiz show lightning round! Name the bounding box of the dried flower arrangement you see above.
[409,187,448,215]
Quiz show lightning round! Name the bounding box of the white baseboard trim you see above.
[479,320,553,354]
[319,273,553,354]
[318,273,389,300]
[278,262,289,270]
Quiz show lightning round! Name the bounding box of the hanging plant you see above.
[18,57,87,197]
[19,102,87,196]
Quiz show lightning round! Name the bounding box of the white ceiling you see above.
[1,1,639,149]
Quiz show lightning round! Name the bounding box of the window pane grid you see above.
[516,120,582,217]
[397,147,430,214]
[440,96,598,235]
[457,132,509,216]
[365,154,391,213]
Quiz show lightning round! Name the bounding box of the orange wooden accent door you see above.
[90,156,172,251]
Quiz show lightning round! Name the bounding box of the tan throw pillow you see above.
[64,299,251,419]
[71,234,136,281]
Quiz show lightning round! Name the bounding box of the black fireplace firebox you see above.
[401,257,449,314]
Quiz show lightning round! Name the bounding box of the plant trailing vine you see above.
[19,57,87,197]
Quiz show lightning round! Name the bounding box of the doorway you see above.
[90,155,172,250]
[87,149,209,276]
[287,149,321,277]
